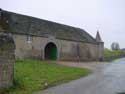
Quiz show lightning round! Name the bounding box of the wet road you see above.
[35,58,125,94]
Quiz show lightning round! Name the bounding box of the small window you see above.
[26,35,32,43]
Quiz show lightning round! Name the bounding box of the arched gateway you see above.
[44,42,58,60]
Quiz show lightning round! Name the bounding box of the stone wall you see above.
[98,42,104,61]
[0,33,15,88]
[59,40,99,61]
[13,34,99,61]
[13,34,61,59]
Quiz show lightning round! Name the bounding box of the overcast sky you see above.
[0,0,125,49]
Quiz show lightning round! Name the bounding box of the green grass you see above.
[1,59,92,94]
[104,50,125,61]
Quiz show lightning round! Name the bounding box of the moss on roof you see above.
[0,10,97,43]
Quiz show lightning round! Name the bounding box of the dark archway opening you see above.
[45,42,57,60]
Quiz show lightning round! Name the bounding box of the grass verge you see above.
[104,50,125,61]
[0,59,92,94]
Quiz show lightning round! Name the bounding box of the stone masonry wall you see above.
[13,34,99,61]
[59,40,99,61]
[0,33,15,88]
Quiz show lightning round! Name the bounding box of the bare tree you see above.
[111,42,120,50]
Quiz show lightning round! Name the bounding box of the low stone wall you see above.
[0,33,15,88]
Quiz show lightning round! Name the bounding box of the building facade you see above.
[0,9,104,61]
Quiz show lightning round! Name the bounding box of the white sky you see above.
[0,0,125,49]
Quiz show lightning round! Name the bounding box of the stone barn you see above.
[0,9,104,61]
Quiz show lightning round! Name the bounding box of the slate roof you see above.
[0,9,97,43]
